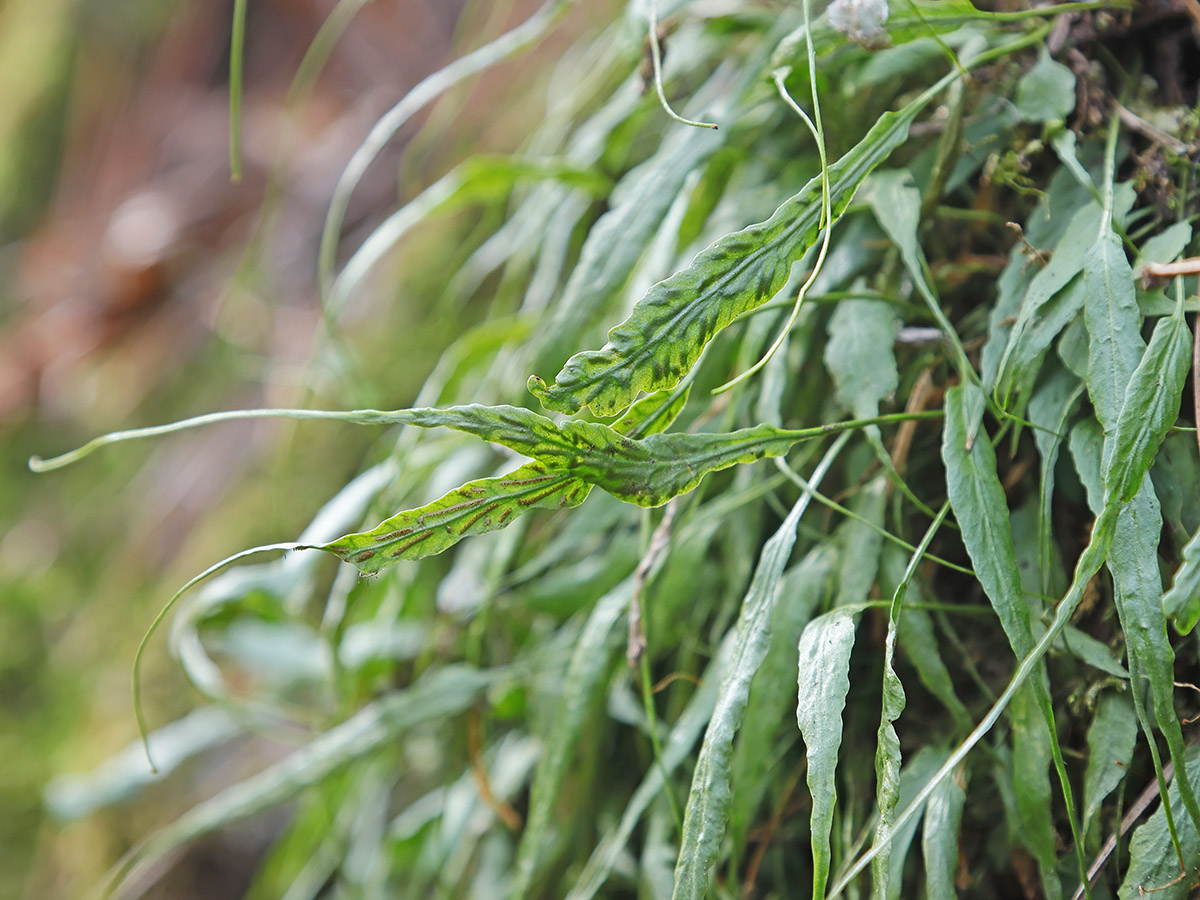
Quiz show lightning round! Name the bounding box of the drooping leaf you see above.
[941,383,1035,659]
[529,96,933,416]
[797,608,858,900]
[871,504,949,900]
[728,546,835,856]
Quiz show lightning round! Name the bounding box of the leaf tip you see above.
[527,374,548,398]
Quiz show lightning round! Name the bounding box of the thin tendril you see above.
[647,0,718,130]
[132,543,317,769]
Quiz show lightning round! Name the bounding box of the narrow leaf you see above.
[325,462,592,574]
[922,765,967,900]
[1084,228,1143,435]
[942,383,1035,658]
[1103,310,1190,502]
[797,608,858,900]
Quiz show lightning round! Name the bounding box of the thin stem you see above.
[229,0,249,182]
[646,1,718,130]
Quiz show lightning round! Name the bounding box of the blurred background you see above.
[0,0,609,896]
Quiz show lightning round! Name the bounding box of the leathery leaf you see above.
[35,402,940,575]
[528,96,929,417]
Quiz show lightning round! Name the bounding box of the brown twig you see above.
[467,709,523,831]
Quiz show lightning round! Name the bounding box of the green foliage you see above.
[30,1,1200,898]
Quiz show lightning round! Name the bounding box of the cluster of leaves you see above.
[35,0,1200,898]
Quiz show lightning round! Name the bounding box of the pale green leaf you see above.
[1014,50,1076,123]
[797,608,858,900]
[825,299,899,420]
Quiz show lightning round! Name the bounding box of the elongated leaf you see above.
[871,504,949,899]
[1011,681,1060,900]
[1028,361,1083,597]
[797,608,858,900]
[1084,228,1144,436]
[673,436,845,900]
[941,383,1035,658]
[509,582,630,900]
[944,382,1065,898]
[835,476,888,608]
[1103,309,1190,502]
[728,546,835,855]
[1112,484,1200,836]
[922,765,966,900]
[529,97,930,416]
[1082,691,1137,839]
